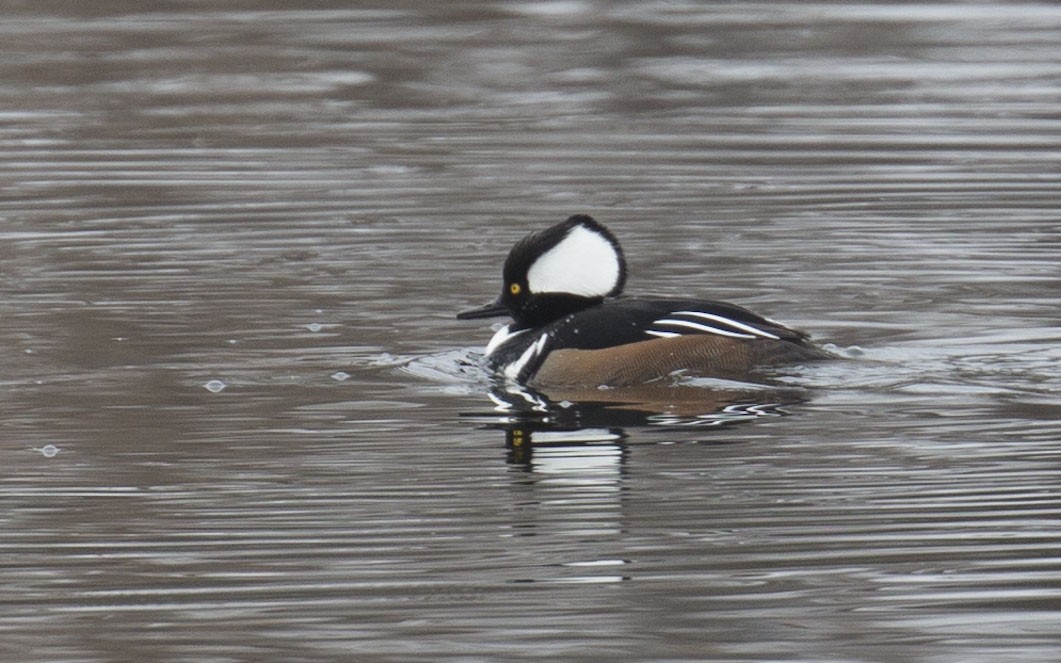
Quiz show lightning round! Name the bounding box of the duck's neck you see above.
[513,293,604,329]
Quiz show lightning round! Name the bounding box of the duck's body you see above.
[458,215,833,389]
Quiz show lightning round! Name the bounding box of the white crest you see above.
[526,224,621,297]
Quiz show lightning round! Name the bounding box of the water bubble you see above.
[39,444,59,458]
[307,323,323,332]
[204,379,227,393]
[331,371,351,382]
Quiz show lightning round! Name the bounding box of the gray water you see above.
[2,2,1061,662]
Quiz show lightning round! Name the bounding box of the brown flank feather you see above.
[529,334,831,389]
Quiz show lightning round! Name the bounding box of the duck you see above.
[458,214,833,388]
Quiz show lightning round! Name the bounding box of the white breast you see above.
[484,324,527,358]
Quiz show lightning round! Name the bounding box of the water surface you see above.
[2,2,1060,662]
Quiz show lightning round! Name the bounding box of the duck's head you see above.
[458,214,627,328]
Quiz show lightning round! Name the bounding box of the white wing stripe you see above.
[645,330,681,339]
[650,318,757,339]
[670,310,781,340]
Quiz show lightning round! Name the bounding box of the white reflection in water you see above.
[530,445,623,486]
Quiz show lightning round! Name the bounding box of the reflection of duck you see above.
[458,215,835,389]
[469,381,809,466]
[503,426,628,469]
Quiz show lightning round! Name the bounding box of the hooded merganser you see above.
[458,215,834,388]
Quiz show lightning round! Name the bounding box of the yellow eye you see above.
[509,283,521,295]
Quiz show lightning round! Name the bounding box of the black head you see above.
[457,214,627,328]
